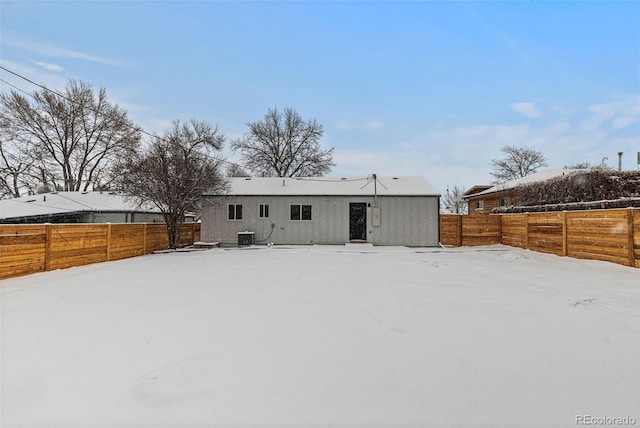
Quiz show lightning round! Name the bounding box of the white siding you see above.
[202,195,439,247]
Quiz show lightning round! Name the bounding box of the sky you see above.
[1,1,639,194]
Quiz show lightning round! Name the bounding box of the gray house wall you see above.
[201,195,439,247]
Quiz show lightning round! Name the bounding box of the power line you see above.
[0,66,70,101]
[0,65,352,182]
[0,65,244,171]
[0,78,33,97]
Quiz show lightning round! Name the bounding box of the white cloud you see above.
[3,35,123,66]
[334,118,385,132]
[453,124,531,143]
[546,122,571,134]
[34,61,63,72]
[582,102,617,130]
[581,95,640,131]
[509,102,542,118]
[335,120,357,130]
[332,148,485,194]
[549,103,572,116]
[364,120,385,131]
[327,99,638,193]
[452,125,491,139]
[0,59,35,75]
[432,96,634,174]
[0,59,68,92]
[612,115,639,130]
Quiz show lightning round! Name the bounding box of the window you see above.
[228,204,242,220]
[290,205,300,220]
[475,200,484,210]
[302,205,312,220]
[290,204,312,221]
[500,197,509,207]
[259,204,269,218]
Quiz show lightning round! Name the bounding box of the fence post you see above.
[524,213,530,249]
[106,223,112,261]
[562,211,568,257]
[628,208,636,268]
[191,222,196,245]
[143,223,148,254]
[458,215,463,247]
[498,214,503,245]
[44,223,52,272]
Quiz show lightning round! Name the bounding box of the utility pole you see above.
[372,173,378,207]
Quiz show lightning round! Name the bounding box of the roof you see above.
[0,191,160,221]
[463,185,492,197]
[462,168,586,199]
[206,176,440,197]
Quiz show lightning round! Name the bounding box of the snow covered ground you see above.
[1,244,639,427]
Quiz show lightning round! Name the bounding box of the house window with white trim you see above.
[228,204,242,220]
[290,204,312,221]
[499,197,509,207]
[475,200,484,210]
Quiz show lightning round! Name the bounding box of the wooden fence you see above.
[441,208,639,268]
[0,223,201,280]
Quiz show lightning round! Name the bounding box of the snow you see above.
[465,168,586,198]
[1,244,639,427]
[0,191,159,220]
[207,176,440,197]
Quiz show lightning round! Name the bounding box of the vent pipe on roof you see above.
[618,152,623,171]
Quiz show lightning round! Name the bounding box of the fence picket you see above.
[441,209,638,268]
[0,222,201,280]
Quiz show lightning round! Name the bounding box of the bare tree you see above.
[231,107,334,177]
[564,162,591,169]
[0,79,141,193]
[0,135,30,198]
[0,115,28,197]
[117,119,228,249]
[226,163,250,177]
[441,185,467,214]
[490,145,548,183]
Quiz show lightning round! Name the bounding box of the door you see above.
[349,203,367,241]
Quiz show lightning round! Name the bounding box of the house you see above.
[462,169,584,214]
[0,191,170,224]
[200,176,441,247]
[459,185,492,213]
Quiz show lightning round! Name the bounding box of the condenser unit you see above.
[237,231,255,247]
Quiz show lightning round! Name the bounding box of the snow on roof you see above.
[463,185,493,197]
[463,169,586,199]
[209,176,440,197]
[0,192,160,221]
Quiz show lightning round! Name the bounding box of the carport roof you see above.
[0,191,160,221]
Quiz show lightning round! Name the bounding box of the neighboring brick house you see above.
[462,169,582,214]
[461,185,493,214]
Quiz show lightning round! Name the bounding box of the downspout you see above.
[437,195,443,248]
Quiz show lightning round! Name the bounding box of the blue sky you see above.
[1,1,639,193]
